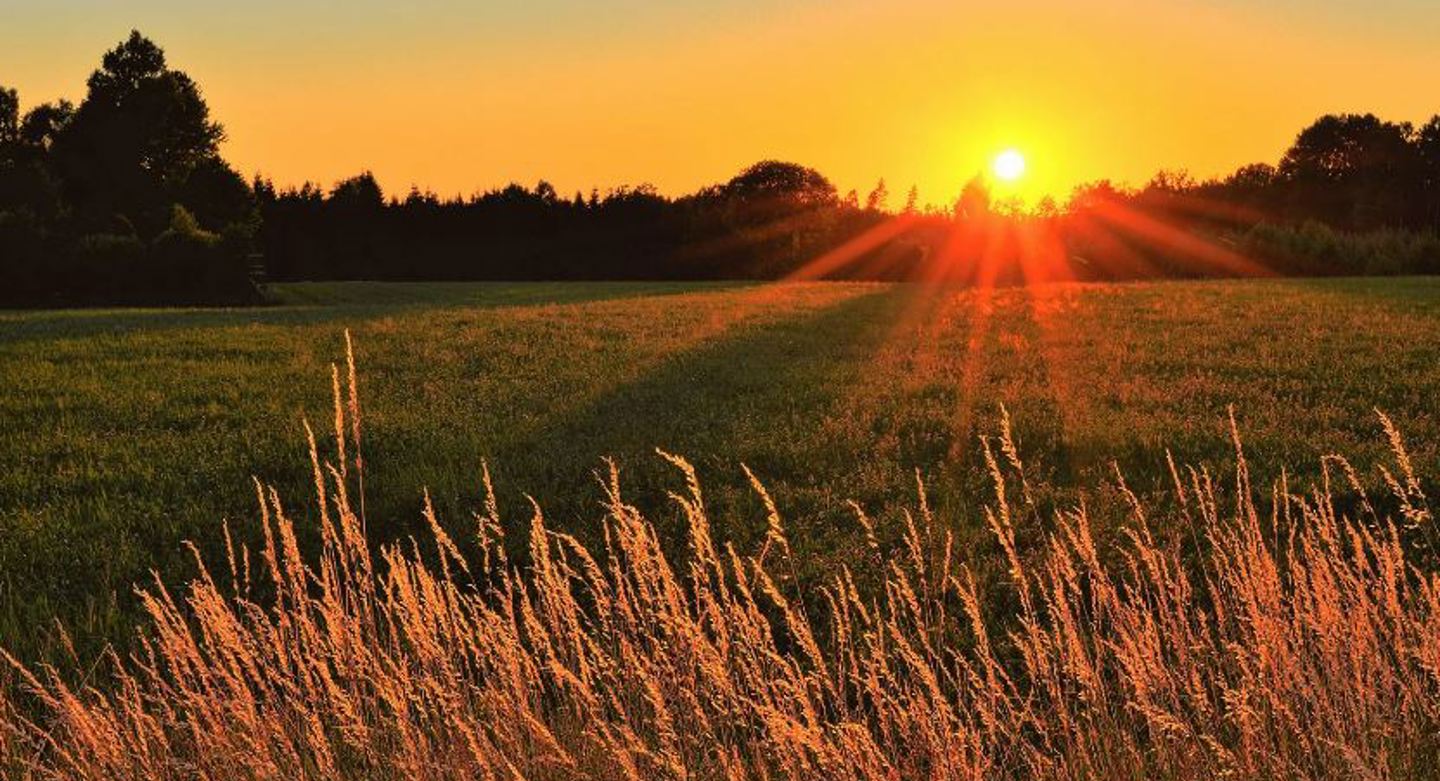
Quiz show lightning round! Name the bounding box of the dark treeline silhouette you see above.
[256,108,1440,285]
[255,165,895,283]
[0,32,257,307]
[4,32,1440,306]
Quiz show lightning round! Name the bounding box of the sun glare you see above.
[993,149,1026,182]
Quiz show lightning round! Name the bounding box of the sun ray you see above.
[1084,199,1275,278]
[783,213,924,281]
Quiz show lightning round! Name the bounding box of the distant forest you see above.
[3,32,1440,306]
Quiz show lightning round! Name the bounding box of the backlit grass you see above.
[1,277,1439,659]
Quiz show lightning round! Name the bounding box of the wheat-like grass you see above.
[2,345,1437,780]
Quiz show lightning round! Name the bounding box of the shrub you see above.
[67,232,146,304]
[1241,221,1440,276]
[147,204,260,305]
[0,209,46,303]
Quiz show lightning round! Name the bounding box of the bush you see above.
[68,232,146,304]
[1,206,260,307]
[0,209,46,304]
[1241,221,1440,276]
[147,205,260,305]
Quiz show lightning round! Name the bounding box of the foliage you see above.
[1240,221,1440,277]
[53,30,227,235]
[723,160,837,207]
[0,31,257,307]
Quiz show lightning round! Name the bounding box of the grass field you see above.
[2,277,1440,658]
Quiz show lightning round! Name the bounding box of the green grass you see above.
[2,277,1439,658]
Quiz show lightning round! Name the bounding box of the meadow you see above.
[1,276,1439,663]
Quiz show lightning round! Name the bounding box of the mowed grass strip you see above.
[0,276,1438,657]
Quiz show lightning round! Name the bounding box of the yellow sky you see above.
[5,0,1438,206]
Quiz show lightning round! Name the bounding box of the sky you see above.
[4,0,1439,207]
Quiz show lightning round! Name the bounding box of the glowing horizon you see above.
[4,1,1438,207]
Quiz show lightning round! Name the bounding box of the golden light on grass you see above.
[2,340,1438,779]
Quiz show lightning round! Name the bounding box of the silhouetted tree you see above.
[1278,114,1418,229]
[956,176,991,220]
[1226,163,1277,191]
[0,88,17,144]
[52,31,240,236]
[1417,116,1440,228]
[178,156,253,231]
[1034,195,1059,219]
[0,31,259,305]
[18,101,74,150]
[0,88,65,225]
[1145,169,1196,193]
[330,171,384,208]
[903,185,918,214]
[865,178,888,212]
[404,186,440,207]
[722,160,837,207]
[1068,179,1123,211]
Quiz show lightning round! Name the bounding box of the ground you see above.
[2,277,1438,657]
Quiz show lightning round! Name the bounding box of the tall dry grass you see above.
[2,339,1438,780]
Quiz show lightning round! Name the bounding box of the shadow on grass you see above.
[393,288,914,562]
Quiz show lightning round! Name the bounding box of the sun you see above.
[992,149,1026,182]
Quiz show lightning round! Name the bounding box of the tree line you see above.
[1,32,257,306]
[3,32,1439,306]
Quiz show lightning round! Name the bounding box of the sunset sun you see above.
[993,149,1026,182]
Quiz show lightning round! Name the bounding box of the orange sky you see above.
[5,0,1438,207]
